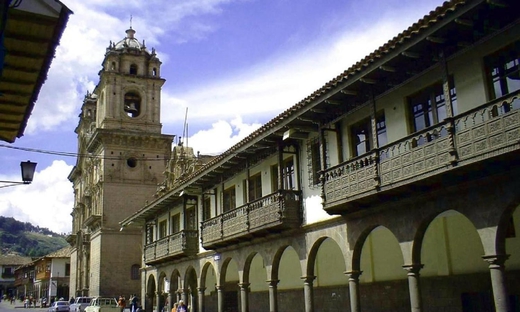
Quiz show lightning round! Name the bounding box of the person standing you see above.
[118,296,126,312]
[130,294,138,312]
[176,300,187,312]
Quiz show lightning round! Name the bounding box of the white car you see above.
[84,297,119,312]
[70,297,93,312]
[48,301,70,312]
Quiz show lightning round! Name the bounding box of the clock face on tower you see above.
[124,92,141,118]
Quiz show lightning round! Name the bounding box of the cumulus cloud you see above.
[0,161,74,234]
[185,116,262,155]
[162,17,411,155]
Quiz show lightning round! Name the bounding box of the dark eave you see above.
[0,0,72,143]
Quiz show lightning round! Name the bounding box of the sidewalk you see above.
[0,300,48,312]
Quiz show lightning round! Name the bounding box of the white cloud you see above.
[186,116,262,155]
[162,17,411,155]
[0,161,74,234]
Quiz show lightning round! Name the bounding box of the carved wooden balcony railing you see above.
[201,190,302,249]
[324,90,520,214]
[144,229,198,265]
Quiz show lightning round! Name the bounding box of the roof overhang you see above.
[0,0,72,143]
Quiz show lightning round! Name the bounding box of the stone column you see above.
[267,280,279,312]
[167,293,172,312]
[302,276,315,312]
[239,283,250,312]
[345,270,362,312]
[155,292,162,312]
[180,288,187,306]
[197,287,206,312]
[216,285,224,312]
[483,255,511,312]
[403,264,424,312]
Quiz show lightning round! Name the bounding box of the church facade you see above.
[67,28,175,297]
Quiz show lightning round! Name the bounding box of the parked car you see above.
[70,297,93,312]
[84,297,119,312]
[48,301,70,312]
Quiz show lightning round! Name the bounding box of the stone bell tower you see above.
[68,27,174,298]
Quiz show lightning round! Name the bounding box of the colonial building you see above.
[67,27,175,297]
[120,0,520,312]
[33,246,71,302]
[0,254,31,298]
[14,261,35,300]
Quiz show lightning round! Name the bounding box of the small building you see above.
[0,254,32,298]
[33,246,72,302]
[14,262,35,301]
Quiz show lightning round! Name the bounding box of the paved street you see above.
[0,300,48,312]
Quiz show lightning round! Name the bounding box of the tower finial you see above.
[130,15,133,29]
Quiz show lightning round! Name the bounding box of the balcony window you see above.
[159,220,167,238]
[271,158,296,191]
[282,158,295,190]
[408,79,456,145]
[248,173,262,201]
[186,205,197,230]
[171,214,180,233]
[486,41,520,115]
[350,113,387,157]
[307,138,321,186]
[223,186,236,212]
[203,195,212,221]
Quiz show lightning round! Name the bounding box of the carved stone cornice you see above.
[87,129,173,152]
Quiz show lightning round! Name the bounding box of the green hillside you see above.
[0,216,68,257]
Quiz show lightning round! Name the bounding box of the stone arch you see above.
[170,269,181,303]
[218,257,239,286]
[145,274,156,312]
[421,210,487,278]
[199,260,218,310]
[351,224,405,284]
[306,235,348,278]
[496,196,520,256]
[183,266,198,311]
[200,261,217,290]
[351,224,381,272]
[157,271,168,312]
[270,244,304,281]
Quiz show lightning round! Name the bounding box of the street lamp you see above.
[0,161,37,189]
[21,161,37,183]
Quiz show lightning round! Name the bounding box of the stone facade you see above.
[67,27,175,298]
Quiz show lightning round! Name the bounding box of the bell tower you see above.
[95,27,164,132]
[68,27,174,298]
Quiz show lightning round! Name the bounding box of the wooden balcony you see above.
[324,90,520,215]
[201,190,302,249]
[144,230,198,265]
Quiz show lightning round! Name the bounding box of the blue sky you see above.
[0,0,442,233]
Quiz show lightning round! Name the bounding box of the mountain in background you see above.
[0,216,68,257]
